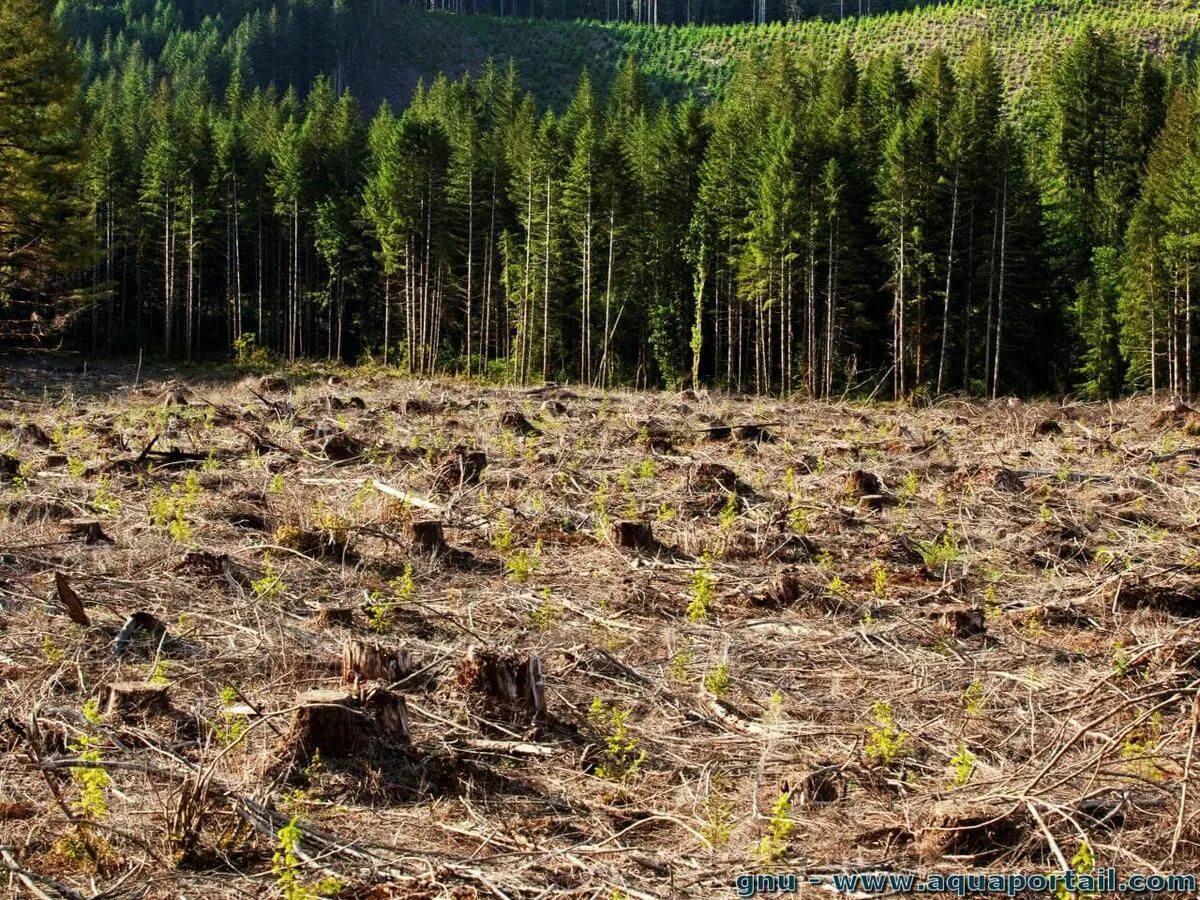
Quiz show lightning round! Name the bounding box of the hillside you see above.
[348,0,1200,108]
[1,360,1200,897]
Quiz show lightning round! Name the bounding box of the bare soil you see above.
[2,354,1200,898]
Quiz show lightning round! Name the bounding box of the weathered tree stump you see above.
[1033,419,1062,437]
[456,648,546,722]
[704,421,732,441]
[361,686,411,743]
[256,375,290,393]
[692,462,738,493]
[846,470,883,498]
[113,611,167,658]
[915,801,1027,862]
[320,430,364,461]
[611,519,654,551]
[734,424,775,443]
[287,690,362,758]
[60,519,113,545]
[411,519,448,556]
[102,681,170,718]
[754,573,803,608]
[12,423,51,447]
[540,399,567,417]
[342,640,417,684]
[433,448,487,491]
[936,606,986,638]
[499,409,537,435]
[316,606,354,628]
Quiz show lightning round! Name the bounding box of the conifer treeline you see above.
[70,21,1200,398]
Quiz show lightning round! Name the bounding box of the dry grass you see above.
[2,353,1200,898]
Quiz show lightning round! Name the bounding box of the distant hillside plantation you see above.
[346,0,1200,109]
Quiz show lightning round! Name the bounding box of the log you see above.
[411,519,448,556]
[611,519,654,551]
[342,640,417,684]
[287,690,362,758]
[102,681,170,718]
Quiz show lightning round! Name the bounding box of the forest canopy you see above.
[7,0,1200,398]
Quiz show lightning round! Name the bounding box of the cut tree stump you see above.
[113,611,168,657]
[287,690,362,758]
[316,607,354,628]
[433,449,487,491]
[936,606,986,638]
[102,681,170,718]
[611,519,654,551]
[846,470,882,497]
[60,519,113,545]
[361,686,410,743]
[691,462,738,493]
[342,640,417,684]
[500,410,537,435]
[457,647,546,722]
[411,519,448,556]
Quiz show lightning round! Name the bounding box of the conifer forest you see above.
[1,0,1198,399]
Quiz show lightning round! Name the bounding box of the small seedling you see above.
[755,791,794,863]
[687,551,716,622]
[864,700,911,767]
[587,698,647,782]
[949,742,976,785]
[704,663,731,698]
[962,679,984,717]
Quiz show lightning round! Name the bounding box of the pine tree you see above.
[0,0,90,304]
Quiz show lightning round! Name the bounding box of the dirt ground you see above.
[2,352,1200,898]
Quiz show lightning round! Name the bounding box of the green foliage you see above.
[687,551,716,622]
[864,700,911,767]
[273,817,342,900]
[587,698,648,782]
[919,525,960,571]
[703,663,731,697]
[755,791,794,863]
[949,742,976,785]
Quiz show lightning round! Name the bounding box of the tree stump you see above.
[287,690,362,758]
[692,462,738,493]
[611,520,654,551]
[361,686,410,743]
[342,640,417,684]
[411,519,448,556]
[456,648,546,722]
[499,410,537,435]
[316,606,354,628]
[433,448,487,491]
[113,611,167,658]
[936,606,986,638]
[102,681,170,718]
[60,519,112,545]
[734,424,775,443]
[846,470,882,497]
